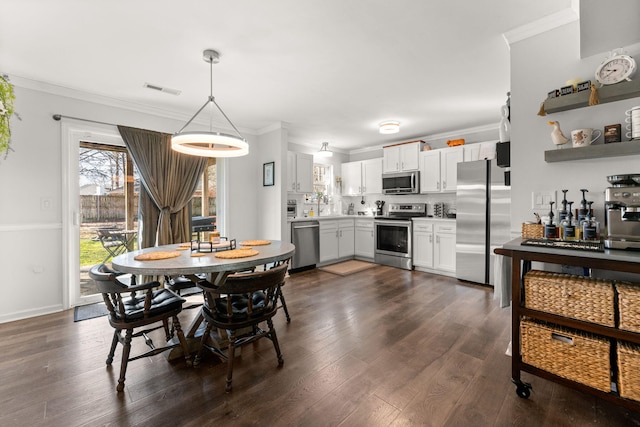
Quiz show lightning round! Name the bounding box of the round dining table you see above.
[111,239,295,278]
[111,239,295,357]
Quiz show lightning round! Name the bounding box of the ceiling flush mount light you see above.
[171,49,249,157]
[379,120,400,134]
[316,141,333,157]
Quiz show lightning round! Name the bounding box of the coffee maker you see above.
[605,174,640,250]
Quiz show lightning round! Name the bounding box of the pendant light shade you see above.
[379,120,400,134]
[171,49,249,158]
[316,141,333,157]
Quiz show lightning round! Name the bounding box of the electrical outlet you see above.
[40,197,52,211]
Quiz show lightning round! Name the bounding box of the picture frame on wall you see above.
[263,161,274,186]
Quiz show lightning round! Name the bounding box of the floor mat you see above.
[318,260,376,276]
[74,302,109,322]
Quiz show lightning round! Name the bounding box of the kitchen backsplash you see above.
[289,192,456,217]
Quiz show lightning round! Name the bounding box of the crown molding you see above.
[8,75,259,135]
[348,122,500,155]
[502,2,579,47]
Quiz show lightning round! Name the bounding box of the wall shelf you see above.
[543,79,640,114]
[545,141,640,162]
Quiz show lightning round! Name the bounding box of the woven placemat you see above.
[240,239,271,246]
[134,251,182,261]
[214,248,259,259]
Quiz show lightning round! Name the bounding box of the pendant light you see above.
[379,120,400,134]
[316,141,333,157]
[171,49,249,157]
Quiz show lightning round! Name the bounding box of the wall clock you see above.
[595,49,637,85]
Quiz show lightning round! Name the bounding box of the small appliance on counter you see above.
[287,200,297,219]
[375,200,385,216]
[347,203,355,215]
[433,202,446,218]
[605,173,640,250]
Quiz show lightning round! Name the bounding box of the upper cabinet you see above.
[383,140,424,173]
[287,152,313,193]
[342,158,382,195]
[419,146,463,193]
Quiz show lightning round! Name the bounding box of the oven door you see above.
[374,219,412,258]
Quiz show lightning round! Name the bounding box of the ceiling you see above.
[0,0,573,151]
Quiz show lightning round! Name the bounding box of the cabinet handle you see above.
[437,181,440,190]
[297,182,300,191]
[429,235,432,243]
[336,230,339,238]
[436,235,440,243]
[396,162,399,170]
[292,182,296,190]
[443,180,446,189]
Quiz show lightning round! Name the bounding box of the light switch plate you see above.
[531,191,557,210]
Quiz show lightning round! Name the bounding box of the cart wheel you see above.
[512,379,532,399]
[516,385,531,399]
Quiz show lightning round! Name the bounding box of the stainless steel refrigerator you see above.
[456,159,511,285]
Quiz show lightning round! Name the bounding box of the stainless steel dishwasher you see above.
[291,220,319,270]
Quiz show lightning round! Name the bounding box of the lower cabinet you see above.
[354,219,374,259]
[413,220,456,275]
[319,219,355,264]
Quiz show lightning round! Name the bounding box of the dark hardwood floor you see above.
[1,265,640,426]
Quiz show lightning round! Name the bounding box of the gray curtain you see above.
[118,126,208,248]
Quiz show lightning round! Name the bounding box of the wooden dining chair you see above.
[89,264,192,392]
[264,259,292,322]
[194,262,289,392]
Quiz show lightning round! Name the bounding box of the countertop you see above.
[499,237,640,264]
[288,215,373,222]
[287,215,456,222]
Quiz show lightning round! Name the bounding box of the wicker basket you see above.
[521,319,611,392]
[616,283,640,333]
[522,223,544,239]
[524,270,615,327]
[618,341,640,402]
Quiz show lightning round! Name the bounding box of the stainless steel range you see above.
[374,203,426,270]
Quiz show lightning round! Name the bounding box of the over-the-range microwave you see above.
[381,171,420,195]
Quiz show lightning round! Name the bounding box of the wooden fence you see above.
[81,195,137,223]
[81,195,215,222]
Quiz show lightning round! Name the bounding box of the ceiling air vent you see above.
[143,82,181,96]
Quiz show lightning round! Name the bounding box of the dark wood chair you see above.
[264,259,291,322]
[194,262,289,392]
[89,264,192,392]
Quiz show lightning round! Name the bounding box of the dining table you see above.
[111,239,295,358]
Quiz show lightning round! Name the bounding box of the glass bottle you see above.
[544,201,557,239]
[582,201,600,241]
[558,189,569,222]
[577,189,589,222]
[562,202,577,241]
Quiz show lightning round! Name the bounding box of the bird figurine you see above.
[548,121,569,148]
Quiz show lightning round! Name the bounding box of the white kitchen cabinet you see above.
[441,147,463,192]
[287,151,313,193]
[412,221,434,268]
[419,147,463,193]
[419,150,441,192]
[354,218,374,259]
[383,141,423,173]
[342,158,382,195]
[434,222,456,272]
[464,143,480,162]
[319,219,355,264]
[413,219,456,276]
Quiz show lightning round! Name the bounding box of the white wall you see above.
[0,85,273,322]
[510,22,640,234]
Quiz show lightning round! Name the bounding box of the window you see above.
[310,163,332,202]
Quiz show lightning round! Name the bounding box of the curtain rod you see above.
[52,114,117,128]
